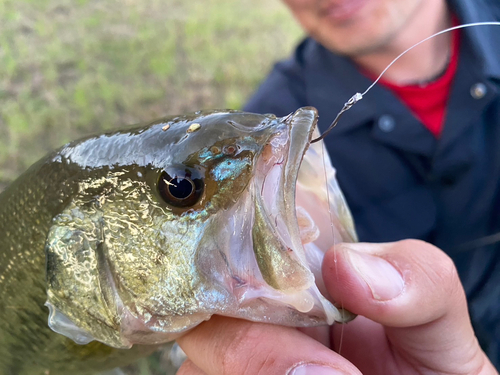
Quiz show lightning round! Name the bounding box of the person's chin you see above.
[323,0,369,23]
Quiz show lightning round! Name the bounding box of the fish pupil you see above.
[169,178,193,199]
[158,171,204,207]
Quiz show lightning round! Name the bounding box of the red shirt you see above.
[375,28,460,138]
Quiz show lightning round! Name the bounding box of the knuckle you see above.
[437,255,464,298]
[398,238,428,249]
[437,252,458,282]
[396,239,467,318]
[426,244,460,287]
[398,239,463,294]
[407,240,465,304]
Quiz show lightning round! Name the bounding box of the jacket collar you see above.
[450,0,500,80]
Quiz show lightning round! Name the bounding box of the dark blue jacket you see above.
[244,0,500,367]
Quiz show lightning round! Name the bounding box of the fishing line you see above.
[319,138,346,354]
[454,231,500,252]
[311,21,500,143]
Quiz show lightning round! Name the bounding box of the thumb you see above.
[323,240,495,374]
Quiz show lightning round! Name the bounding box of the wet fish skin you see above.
[0,110,296,374]
[0,146,158,374]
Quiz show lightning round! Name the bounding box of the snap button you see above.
[470,83,487,99]
[378,115,395,132]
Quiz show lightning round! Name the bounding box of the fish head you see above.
[45,107,356,349]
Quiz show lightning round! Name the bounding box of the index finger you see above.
[176,315,361,375]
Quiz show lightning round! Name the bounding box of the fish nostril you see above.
[223,145,237,155]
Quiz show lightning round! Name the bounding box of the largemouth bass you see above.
[0,107,357,374]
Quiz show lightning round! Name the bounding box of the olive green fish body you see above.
[0,125,200,374]
[0,156,157,374]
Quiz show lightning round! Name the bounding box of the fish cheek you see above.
[45,201,125,348]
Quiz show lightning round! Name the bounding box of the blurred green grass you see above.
[0,0,301,373]
[0,0,302,189]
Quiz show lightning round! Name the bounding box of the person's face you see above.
[282,0,424,56]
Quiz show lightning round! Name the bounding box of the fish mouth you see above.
[251,108,337,317]
[257,107,319,272]
[251,107,356,325]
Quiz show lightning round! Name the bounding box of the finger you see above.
[297,326,331,347]
[176,359,206,375]
[176,315,361,375]
[324,240,494,373]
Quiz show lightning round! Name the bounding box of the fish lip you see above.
[280,106,319,265]
[267,105,319,213]
[281,106,319,204]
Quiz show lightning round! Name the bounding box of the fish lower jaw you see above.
[46,297,213,348]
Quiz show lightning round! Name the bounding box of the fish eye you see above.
[158,171,204,207]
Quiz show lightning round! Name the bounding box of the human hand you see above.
[175,240,497,375]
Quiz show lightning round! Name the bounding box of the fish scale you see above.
[0,159,156,374]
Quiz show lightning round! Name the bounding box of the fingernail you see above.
[348,249,404,300]
[289,364,345,375]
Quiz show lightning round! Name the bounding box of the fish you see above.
[0,107,357,374]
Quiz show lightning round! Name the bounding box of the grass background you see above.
[0,0,302,191]
[0,0,302,373]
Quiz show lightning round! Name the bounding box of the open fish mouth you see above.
[263,107,319,253]
[249,107,355,324]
